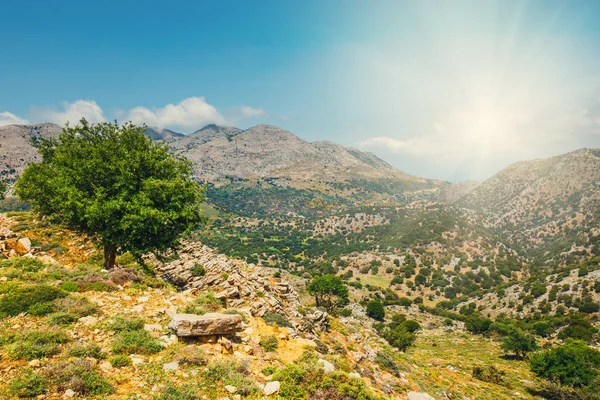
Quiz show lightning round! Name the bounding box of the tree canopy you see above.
[530,339,600,387]
[15,119,206,269]
[306,274,349,313]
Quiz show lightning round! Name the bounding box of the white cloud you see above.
[239,106,265,119]
[0,111,29,126]
[126,97,225,130]
[36,100,107,126]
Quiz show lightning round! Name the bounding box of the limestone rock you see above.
[168,313,243,337]
[263,381,280,396]
[317,359,335,373]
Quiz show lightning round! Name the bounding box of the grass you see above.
[2,328,71,360]
[360,274,392,289]
[400,329,542,399]
[8,369,48,398]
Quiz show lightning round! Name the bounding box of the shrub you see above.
[110,354,131,367]
[153,384,200,400]
[501,329,538,359]
[73,273,118,292]
[68,342,105,359]
[45,358,114,395]
[8,369,48,398]
[48,311,79,325]
[530,339,600,387]
[339,308,352,317]
[190,264,206,277]
[107,316,146,332]
[374,351,400,376]
[401,320,421,333]
[260,335,279,352]
[465,316,492,334]
[0,284,68,316]
[54,296,97,316]
[203,360,259,396]
[175,346,207,366]
[112,329,163,355]
[472,365,505,385]
[366,300,385,321]
[383,326,416,352]
[59,282,80,292]
[108,267,142,285]
[263,312,292,327]
[3,329,71,360]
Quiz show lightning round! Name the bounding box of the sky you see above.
[1,0,599,182]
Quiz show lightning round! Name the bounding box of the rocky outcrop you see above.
[168,313,243,336]
[149,240,330,336]
[0,222,34,258]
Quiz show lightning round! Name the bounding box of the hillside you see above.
[453,149,600,264]
[0,213,561,400]
[0,123,62,182]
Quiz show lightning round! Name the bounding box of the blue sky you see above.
[1,0,599,181]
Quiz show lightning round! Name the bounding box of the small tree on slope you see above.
[15,119,206,269]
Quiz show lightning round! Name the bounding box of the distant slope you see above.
[0,123,62,182]
[456,148,600,263]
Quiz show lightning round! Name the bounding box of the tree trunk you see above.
[103,243,117,270]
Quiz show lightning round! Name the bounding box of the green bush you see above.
[203,360,259,396]
[0,284,68,316]
[59,281,80,292]
[110,354,131,367]
[45,358,114,395]
[339,308,352,317]
[366,300,385,321]
[383,326,416,352]
[153,384,200,400]
[112,329,163,355]
[3,329,71,360]
[501,329,538,359]
[190,264,205,277]
[107,316,146,332]
[530,339,600,387]
[374,351,401,376]
[8,369,48,398]
[472,365,506,385]
[260,334,279,352]
[68,342,105,359]
[263,312,292,327]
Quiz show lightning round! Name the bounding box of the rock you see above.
[219,336,233,353]
[263,381,280,396]
[168,313,243,337]
[318,359,335,373]
[131,357,144,366]
[15,237,31,255]
[65,389,76,398]
[99,361,112,372]
[79,316,98,326]
[163,361,179,371]
[144,324,163,332]
[408,392,436,400]
[349,372,361,379]
[225,385,237,394]
[28,359,40,367]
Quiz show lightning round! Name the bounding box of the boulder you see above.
[168,313,243,337]
[317,359,335,373]
[264,381,280,396]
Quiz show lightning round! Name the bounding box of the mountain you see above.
[448,148,600,263]
[144,127,185,142]
[0,123,62,182]
[170,124,429,184]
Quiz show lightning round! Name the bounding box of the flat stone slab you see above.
[168,313,243,337]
